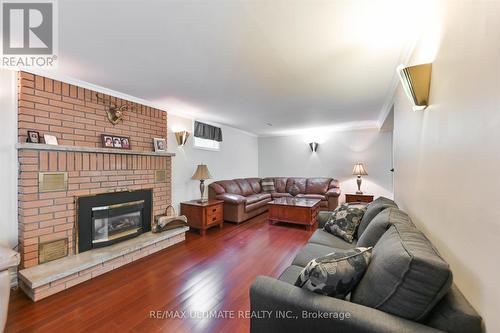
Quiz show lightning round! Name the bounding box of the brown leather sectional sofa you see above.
[208,177,340,223]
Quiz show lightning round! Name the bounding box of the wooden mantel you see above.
[16,143,176,157]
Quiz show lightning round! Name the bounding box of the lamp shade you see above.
[192,164,212,180]
[352,163,368,176]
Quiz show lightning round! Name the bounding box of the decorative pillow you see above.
[295,247,372,299]
[261,178,275,192]
[324,204,365,243]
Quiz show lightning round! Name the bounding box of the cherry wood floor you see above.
[6,213,315,333]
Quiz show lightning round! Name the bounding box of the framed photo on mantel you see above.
[101,134,131,150]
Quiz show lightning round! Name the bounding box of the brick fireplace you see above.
[16,72,185,301]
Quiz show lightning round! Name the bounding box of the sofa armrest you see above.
[325,187,340,198]
[250,276,444,333]
[215,193,247,204]
[0,247,20,271]
[317,211,332,228]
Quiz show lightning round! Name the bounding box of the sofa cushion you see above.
[295,247,372,299]
[209,182,226,195]
[261,178,275,193]
[245,199,271,212]
[357,208,413,248]
[271,192,292,199]
[324,205,365,243]
[235,178,255,196]
[286,178,307,194]
[247,178,262,193]
[357,196,398,238]
[308,229,356,250]
[278,265,304,285]
[246,193,272,204]
[296,194,326,201]
[351,223,452,321]
[217,180,242,195]
[292,243,357,267]
[424,284,483,333]
[306,178,331,194]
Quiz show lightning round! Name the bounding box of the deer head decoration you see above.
[95,94,132,125]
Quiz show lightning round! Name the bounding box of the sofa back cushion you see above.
[351,223,452,321]
[306,178,331,194]
[274,177,288,193]
[217,180,242,195]
[286,178,307,194]
[357,196,398,238]
[246,178,262,193]
[357,208,413,248]
[234,179,254,196]
[209,182,226,195]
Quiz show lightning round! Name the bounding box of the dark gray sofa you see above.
[250,198,483,333]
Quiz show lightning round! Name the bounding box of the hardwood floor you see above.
[6,213,315,333]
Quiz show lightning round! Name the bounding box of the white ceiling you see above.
[50,0,431,136]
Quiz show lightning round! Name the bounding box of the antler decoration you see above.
[95,93,134,125]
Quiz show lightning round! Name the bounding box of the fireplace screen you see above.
[92,200,144,245]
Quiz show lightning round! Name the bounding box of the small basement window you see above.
[193,121,222,151]
[193,137,220,150]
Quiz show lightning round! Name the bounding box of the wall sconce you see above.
[397,63,432,111]
[309,142,319,152]
[175,131,190,146]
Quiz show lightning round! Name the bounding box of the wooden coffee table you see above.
[267,197,321,230]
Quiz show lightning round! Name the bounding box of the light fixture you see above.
[352,162,368,194]
[309,142,319,152]
[191,164,212,203]
[397,63,432,111]
[175,131,190,146]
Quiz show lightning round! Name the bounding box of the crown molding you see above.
[258,120,380,138]
[377,37,418,128]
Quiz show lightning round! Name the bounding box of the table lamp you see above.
[192,164,212,203]
[352,162,368,194]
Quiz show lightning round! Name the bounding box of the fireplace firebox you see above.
[77,190,152,253]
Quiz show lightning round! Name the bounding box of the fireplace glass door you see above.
[91,200,144,246]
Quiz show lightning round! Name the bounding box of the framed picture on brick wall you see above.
[101,134,131,150]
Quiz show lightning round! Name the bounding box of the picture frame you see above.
[101,134,131,150]
[153,138,167,152]
[43,134,59,145]
[27,130,40,143]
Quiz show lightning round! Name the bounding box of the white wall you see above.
[167,114,259,211]
[0,69,18,250]
[393,1,500,331]
[258,129,393,202]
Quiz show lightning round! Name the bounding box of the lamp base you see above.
[198,180,207,203]
[356,191,363,195]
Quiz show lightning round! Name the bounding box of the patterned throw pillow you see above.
[324,204,365,243]
[261,178,275,192]
[295,247,372,298]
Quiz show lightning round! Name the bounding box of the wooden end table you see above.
[267,197,321,230]
[345,194,374,204]
[180,199,224,236]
